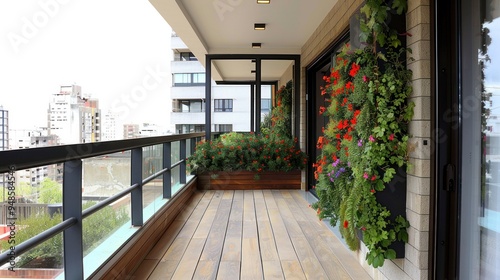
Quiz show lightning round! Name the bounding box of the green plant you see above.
[262,80,293,139]
[2,201,129,268]
[187,132,307,174]
[312,0,413,268]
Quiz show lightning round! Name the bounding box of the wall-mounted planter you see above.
[197,170,301,190]
[358,166,407,258]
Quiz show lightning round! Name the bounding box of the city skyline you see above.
[0,0,173,132]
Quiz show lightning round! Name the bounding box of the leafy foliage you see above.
[262,80,293,139]
[311,0,412,268]
[187,132,307,174]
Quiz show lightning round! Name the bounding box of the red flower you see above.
[337,121,343,130]
[349,62,361,77]
[371,175,377,181]
[343,220,349,228]
[389,134,395,141]
[370,189,376,193]
[319,106,326,115]
[346,81,354,91]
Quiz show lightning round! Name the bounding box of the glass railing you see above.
[0,133,206,279]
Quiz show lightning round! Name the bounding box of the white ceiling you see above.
[149,0,338,81]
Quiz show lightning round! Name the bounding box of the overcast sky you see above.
[0,0,172,131]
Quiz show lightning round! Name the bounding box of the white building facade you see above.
[170,34,271,134]
[48,85,101,144]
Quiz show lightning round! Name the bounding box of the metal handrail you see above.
[0,133,205,173]
[0,218,77,265]
[81,159,182,219]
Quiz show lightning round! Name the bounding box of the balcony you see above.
[0,133,371,279]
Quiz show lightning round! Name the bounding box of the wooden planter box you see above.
[197,170,301,190]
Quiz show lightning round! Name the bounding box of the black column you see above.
[205,55,212,140]
[256,59,262,133]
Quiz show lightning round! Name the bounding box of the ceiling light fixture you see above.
[257,0,270,4]
[254,23,266,30]
[252,43,261,48]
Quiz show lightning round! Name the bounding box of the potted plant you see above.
[312,0,413,268]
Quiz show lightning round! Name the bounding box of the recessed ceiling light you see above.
[252,43,261,48]
[254,23,266,30]
[257,0,270,3]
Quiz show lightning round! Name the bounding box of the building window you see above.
[172,100,205,112]
[215,124,233,132]
[214,99,233,112]
[179,52,198,61]
[175,124,205,134]
[261,98,271,112]
[172,73,205,86]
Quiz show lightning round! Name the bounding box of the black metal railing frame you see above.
[0,133,206,279]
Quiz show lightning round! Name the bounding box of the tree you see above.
[37,178,62,204]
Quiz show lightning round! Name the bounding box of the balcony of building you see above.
[0,133,370,279]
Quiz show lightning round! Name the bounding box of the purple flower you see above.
[369,135,375,142]
[363,172,369,179]
[358,139,363,147]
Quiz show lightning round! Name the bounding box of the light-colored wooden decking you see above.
[132,190,372,279]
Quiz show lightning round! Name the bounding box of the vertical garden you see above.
[312,0,414,268]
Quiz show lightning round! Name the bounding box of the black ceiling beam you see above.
[215,80,278,85]
[207,54,300,60]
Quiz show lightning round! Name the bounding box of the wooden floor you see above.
[132,190,372,280]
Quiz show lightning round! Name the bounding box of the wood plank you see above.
[264,192,298,262]
[263,260,284,280]
[273,191,304,238]
[130,259,156,279]
[145,219,185,260]
[240,191,263,279]
[147,260,179,280]
[273,190,330,279]
[221,191,243,262]
[193,190,224,239]
[161,237,191,261]
[195,191,233,279]
[241,238,264,280]
[217,261,241,280]
[280,260,306,279]
[220,237,241,261]
[253,190,269,222]
[289,191,371,280]
[242,191,257,238]
[175,190,205,221]
[290,237,329,279]
[170,238,207,279]
[192,260,217,280]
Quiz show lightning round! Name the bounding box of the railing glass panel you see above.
[81,195,133,279]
